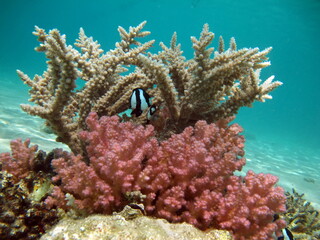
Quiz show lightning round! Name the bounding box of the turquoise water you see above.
[0,0,319,207]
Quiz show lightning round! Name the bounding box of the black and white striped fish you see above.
[273,214,294,240]
[147,104,157,121]
[277,228,294,240]
[129,88,156,120]
[130,88,151,117]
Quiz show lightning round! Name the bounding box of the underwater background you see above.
[0,0,319,209]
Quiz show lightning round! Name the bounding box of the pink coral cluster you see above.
[0,138,38,182]
[215,172,286,239]
[45,112,286,239]
[47,114,158,212]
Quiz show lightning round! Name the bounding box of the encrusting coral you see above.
[0,171,60,240]
[18,21,282,154]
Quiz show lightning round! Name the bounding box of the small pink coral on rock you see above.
[0,138,38,182]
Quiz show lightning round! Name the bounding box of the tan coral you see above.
[18,21,282,154]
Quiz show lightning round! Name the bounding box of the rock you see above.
[41,214,233,240]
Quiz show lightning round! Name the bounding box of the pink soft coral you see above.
[215,172,286,239]
[45,112,286,239]
[0,138,38,182]
[47,114,158,213]
[136,119,246,224]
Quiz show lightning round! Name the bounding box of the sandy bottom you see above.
[241,137,320,209]
[0,82,69,153]
[1,81,319,210]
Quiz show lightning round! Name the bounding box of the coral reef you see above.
[45,112,286,240]
[1,21,286,239]
[283,189,320,239]
[0,171,60,240]
[18,21,282,154]
[41,208,233,240]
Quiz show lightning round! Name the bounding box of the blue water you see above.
[1,0,319,206]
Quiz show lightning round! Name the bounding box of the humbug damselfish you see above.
[129,88,156,120]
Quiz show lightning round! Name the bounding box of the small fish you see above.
[273,214,294,240]
[277,228,294,240]
[130,88,151,117]
[147,104,157,120]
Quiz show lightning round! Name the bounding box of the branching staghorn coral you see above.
[282,189,320,239]
[18,21,282,154]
